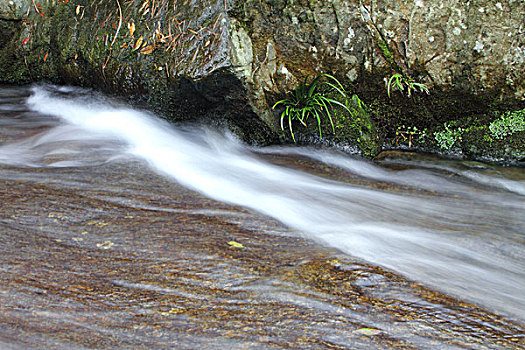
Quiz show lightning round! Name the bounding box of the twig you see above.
[31,0,40,14]
[23,56,33,80]
[100,12,113,29]
[110,0,123,48]
[203,28,217,36]
[191,47,199,62]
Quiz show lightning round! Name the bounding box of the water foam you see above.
[18,85,525,321]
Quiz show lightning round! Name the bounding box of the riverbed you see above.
[0,85,523,349]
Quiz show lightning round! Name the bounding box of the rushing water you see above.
[0,85,524,347]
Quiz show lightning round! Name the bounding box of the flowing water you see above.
[0,85,523,349]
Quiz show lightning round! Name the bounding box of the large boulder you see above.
[0,0,277,144]
[0,0,523,159]
[228,0,524,119]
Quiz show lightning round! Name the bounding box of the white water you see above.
[2,85,524,321]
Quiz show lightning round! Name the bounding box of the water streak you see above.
[2,85,524,321]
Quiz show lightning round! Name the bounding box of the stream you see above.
[0,84,523,349]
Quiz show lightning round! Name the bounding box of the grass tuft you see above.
[272,74,350,142]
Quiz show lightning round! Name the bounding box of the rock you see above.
[233,0,524,99]
[0,0,276,144]
[230,18,254,83]
[0,0,30,20]
[0,0,523,160]
[374,150,419,161]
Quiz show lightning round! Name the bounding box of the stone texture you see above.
[0,0,523,158]
[0,0,30,20]
[230,0,525,100]
[0,0,276,144]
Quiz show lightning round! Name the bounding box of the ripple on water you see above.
[0,85,523,349]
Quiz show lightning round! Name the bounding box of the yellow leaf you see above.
[228,241,244,248]
[356,328,381,336]
[140,44,155,54]
[133,36,144,51]
[96,240,114,249]
[87,220,109,227]
[76,5,81,15]
[128,22,135,37]
[160,307,183,315]
[328,259,341,266]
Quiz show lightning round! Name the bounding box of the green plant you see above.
[386,73,429,98]
[341,94,372,140]
[272,74,351,142]
[345,94,369,129]
[434,122,464,150]
[488,108,525,139]
[395,125,427,147]
[377,39,394,64]
[332,93,380,156]
[418,128,427,143]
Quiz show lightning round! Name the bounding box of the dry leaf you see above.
[87,220,109,227]
[160,307,183,315]
[133,36,144,51]
[128,22,135,37]
[140,45,155,54]
[356,328,381,336]
[96,240,114,249]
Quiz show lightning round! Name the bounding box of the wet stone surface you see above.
[1,164,524,349]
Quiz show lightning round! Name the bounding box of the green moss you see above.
[352,68,525,163]
[489,108,525,140]
[333,94,380,157]
[0,19,32,83]
[377,38,394,64]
